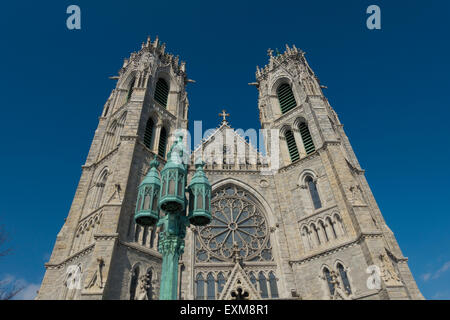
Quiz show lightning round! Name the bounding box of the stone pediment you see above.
[191,122,268,169]
[219,262,261,300]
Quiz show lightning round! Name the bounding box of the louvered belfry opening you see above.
[277,83,296,114]
[285,130,299,162]
[154,78,169,108]
[299,122,315,154]
[158,127,167,158]
[127,78,135,102]
[144,118,154,149]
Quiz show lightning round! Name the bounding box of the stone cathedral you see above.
[37,37,423,300]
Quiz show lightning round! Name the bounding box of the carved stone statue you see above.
[349,184,365,205]
[136,274,151,300]
[84,257,104,290]
[324,270,350,300]
[167,132,189,166]
[379,253,402,286]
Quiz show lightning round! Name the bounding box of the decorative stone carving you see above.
[84,257,104,290]
[329,270,350,300]
[136,273,151,300]
[379,253,402,286]
[219,262,261,300]
[259,179,269,188]
[195,185,273,263]
[349,183,365,205]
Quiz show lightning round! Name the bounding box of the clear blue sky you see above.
[0,0,449,299]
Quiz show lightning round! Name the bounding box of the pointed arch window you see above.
[323,267,335,296]
[285,130,299,162]
[319,220,329,242]
[158,127,167,158]
[207,273,215,300]
[299,122,315,154]
[337,263,352,294]
[92,170,108,209]
[129,266,139,300]
[127,77,135,102]
[144,118,154,149]
[154,78,169,108]
[327,217,338,239]
[277,83,296,114]
[196,273,205,300]
[306,176,322,209]
[258,272,269,298]
[268,272,279,298]
[249,272,257,289]
[217,273,226,294]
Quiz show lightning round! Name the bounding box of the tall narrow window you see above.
[127,78,135,102]
[207,273,215,300]
[129,267,139,300]
[258,272,269,298]
[327,217,337,239]
[323,268,335,296]
[337,264,352,294]
[154,78,169,108]
[299,122,315,154]
[92,170,108,209]
[285,130,299,162]
[268,272,279,298]
[249,272,257,289]
[196,274,205,300]
[144,118,154,149]
[277,83,296,114]
[158,127,167,158]
[217,273,226,295]
[306,176,322,209]
[319,221,329,242]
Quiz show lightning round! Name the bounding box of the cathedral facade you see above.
[37,37,423,300]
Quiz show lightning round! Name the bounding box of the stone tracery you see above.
[195,185,273,263]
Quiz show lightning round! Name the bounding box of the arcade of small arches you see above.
[300,213,346,252]
[194,270,279,300]
[133,224,159,250]
[71,211,103,255]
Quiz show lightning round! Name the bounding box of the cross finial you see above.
[267,48,273,58]
[219,109,230,124]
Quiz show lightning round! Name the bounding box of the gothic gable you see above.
[219,262,261,300]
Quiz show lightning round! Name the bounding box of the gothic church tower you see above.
[251,45,423,299]
[38,37,189,299]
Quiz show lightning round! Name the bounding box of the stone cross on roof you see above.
[219,109,230,124]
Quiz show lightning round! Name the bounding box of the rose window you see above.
[195,185,273,263]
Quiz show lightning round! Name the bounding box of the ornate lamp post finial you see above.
[134,139,212,300]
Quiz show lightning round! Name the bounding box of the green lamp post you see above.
[134,133,212,300]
